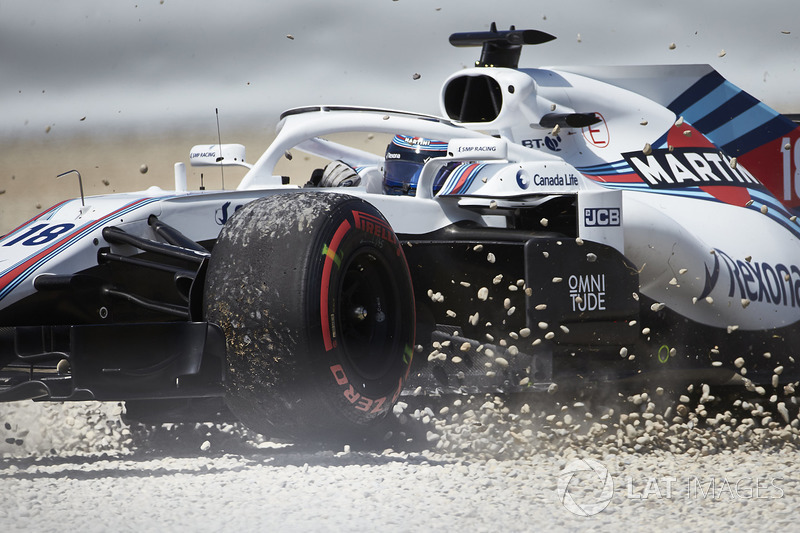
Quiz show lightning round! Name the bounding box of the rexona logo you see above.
[622,147,760,189]
[700,248,800,308]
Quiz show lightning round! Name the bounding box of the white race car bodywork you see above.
[3,27,800,412]
[5,78,800,330]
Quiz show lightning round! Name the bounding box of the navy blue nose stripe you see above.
[668,70,796,157]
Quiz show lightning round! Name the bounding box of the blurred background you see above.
[1,0,798,230]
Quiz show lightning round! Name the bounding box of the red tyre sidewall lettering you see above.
[330,364,348,385]
[316,201,414,423]
[351,209,401,249]
[329,363,392,416]
[320,220,352,351]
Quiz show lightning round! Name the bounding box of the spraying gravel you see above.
[2,377,799,531]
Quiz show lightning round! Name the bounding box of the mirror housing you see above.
[189,144,251,168]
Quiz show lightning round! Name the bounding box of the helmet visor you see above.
[383,159,423,195]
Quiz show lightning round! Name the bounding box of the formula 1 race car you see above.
[2,25,800,440]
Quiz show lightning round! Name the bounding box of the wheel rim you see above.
[336,248,402,381]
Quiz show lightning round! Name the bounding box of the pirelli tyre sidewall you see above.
[205,191,415,439]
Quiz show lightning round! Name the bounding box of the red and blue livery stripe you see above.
[0,197,165,303]
[439,163,486,195]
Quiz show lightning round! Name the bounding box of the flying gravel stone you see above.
[0,22,798,455]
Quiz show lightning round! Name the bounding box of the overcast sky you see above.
[2,0,799,138]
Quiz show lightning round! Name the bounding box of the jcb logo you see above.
[584,207,620,227]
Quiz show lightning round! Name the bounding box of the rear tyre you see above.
[205,192,415,441]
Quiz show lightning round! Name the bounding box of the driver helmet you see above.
[383,135,451,196]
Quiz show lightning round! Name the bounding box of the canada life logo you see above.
[582,113,609,148]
